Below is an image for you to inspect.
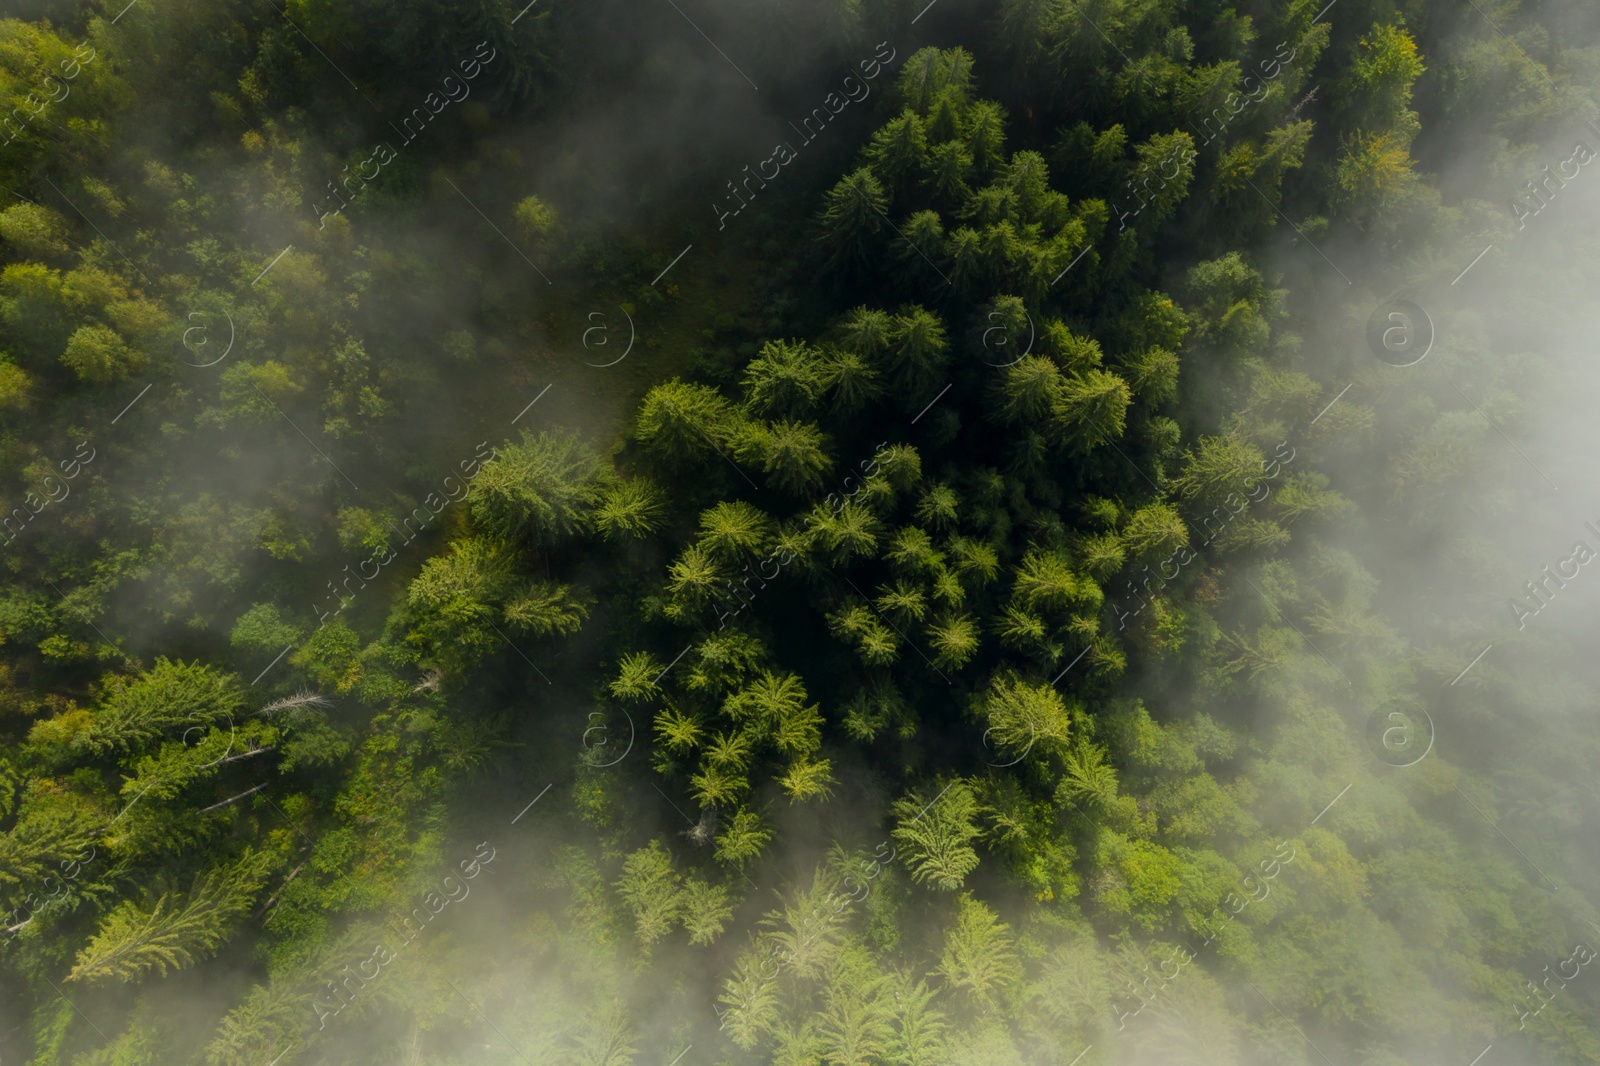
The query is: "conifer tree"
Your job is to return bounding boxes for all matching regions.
[936,895,1020,1009]
[79,659,245,754]
[816,948,895,1066]
[1048,368,1132,453]
[887,307,950,397]
[613,841,683,947]
[402,537,512,665]
[887,971,948,1065]
[503,580,590,637]
[741,339,830,417]
[817,168,889,272]
[735,419,833,494]
[634,380,744,463]
[698,501,775,561]
[892,780,982,890]
[977,671,1072,759]
[591,477,667,540]
[68,850,272,983]
[468,429,604,544]
[866,110,931,200]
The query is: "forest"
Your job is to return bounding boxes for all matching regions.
[2,0,1600,1063]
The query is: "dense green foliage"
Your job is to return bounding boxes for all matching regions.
[2,0,1600,1064]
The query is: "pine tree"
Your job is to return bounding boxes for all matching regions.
[887,306,950,397]
[778,757,836,802]
[1181,253,1278,358]
[866,109,930,200]
[0,806,95,909]
[690,760,750,809]
[915,483,960,530]
[964,99,1008,178]
[653,704,702,756]
[977,671,1072,759]
[664,543,729,621]
[949,537,1000,584]
[80,658,245,754]
[936,895,1020,1009]
[997,355,1062,423]
[680,875,735,946]
[698,501,775,561]
[68,850,272,982]
[735,419,833,494]
[1048,368,1131,453]
[1120,345,1180,403]
[1011,549,1097,613]
[927,613,981,670]
[760,866,850,980]
[832,306,894,362]
[467,428,604,543]
[571,1000,637,1066]
[634,379,744,463]
[892,780,982,890]
[815,948,895,1066]
[829,603,900,665]
[1120,502,1189,560]
[403,537,512,664]
[1170,434,1266,510]
[1125,131,1198,228]
[896,47,975,114]
[1338,20,1426,137]
[741,339,830,417]
[890,210,949,282]
[718,939,784,1050]
[817,168,889,273]
[591,477,666,540]
[994,605,1053,658]
[687,631,766,694]
[204,980,305,1066]
[926,142,972,203]
[503,580,590,637]
[715,807,772,869]
[1055,740,1120,809]
[946,225,985,291]
[609,651,663,702]
[821,346,882,415]
[613,840,683,947]
[887,971,948,1065]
